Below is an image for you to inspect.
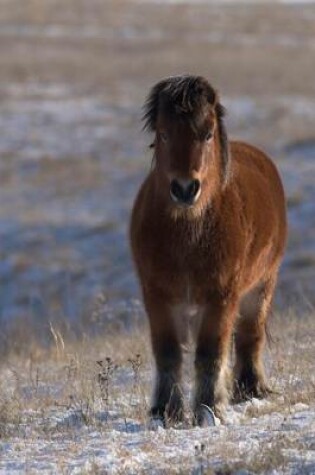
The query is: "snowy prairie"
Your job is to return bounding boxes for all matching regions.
[1,311,315,474]
[0,0,314,473]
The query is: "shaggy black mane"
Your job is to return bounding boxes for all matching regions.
[142,75,219,133]
[142,75,230,182]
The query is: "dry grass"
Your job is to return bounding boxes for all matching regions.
[0,320,152,436]
[1,308,314,425]
[0,308,314,475]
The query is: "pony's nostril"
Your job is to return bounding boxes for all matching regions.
[170,179,184,202]
[170,179,201,204]
[187,179,200,200]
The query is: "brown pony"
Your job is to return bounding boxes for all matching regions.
[130,75,287,426]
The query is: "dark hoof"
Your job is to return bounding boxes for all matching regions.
[149,406,166,427]
[195,405,219,427]
[149,405,184,428]
[233,381,276,403]
[148,416,165,431]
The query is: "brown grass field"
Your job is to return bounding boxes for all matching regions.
[0,0,314,472]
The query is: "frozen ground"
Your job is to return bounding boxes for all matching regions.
[1,402,314,474]
[0,311,315,474]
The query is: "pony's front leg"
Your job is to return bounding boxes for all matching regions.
[144,289,183,425]
[194,296,238,425]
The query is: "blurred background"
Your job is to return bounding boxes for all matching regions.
[0,0,314,352]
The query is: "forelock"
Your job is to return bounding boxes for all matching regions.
[142,75,217,135]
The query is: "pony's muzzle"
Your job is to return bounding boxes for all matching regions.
[170,178,201,206]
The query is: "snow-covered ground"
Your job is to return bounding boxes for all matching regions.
[1,402,315,474]
[0,313,314,474]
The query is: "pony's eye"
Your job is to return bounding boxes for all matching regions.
[205,131,213,142]
[160,132,168,143]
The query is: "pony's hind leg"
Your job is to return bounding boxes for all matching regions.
[144,290,184,425]
[234,278,276,401]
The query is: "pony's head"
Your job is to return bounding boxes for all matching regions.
[143,75,230,216]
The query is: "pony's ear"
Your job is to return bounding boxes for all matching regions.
[142,79,169,132]
[215,100,230,185]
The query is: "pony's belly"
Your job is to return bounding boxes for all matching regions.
[170,303,203,349]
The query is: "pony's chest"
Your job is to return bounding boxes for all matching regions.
[155,232,212,275]
[146,217,220,293]
[150,236,217,298]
